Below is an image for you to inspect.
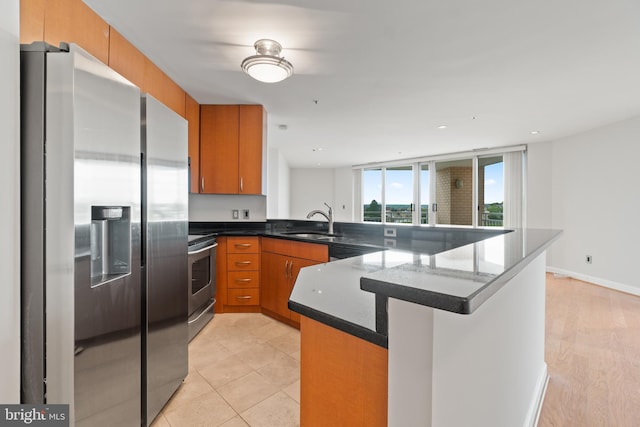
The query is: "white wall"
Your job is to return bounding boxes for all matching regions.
[289,168,335,220]
[547,116,640,295]
[388,254,548,427]
[188,194,267,222]
[289,167,355,221]
[332,167,354,222]
[526,141,553,229]
[267,147,290,219]
[0,0,21,403]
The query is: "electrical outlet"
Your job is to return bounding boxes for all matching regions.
[242,209,250,219]
[384,227,397,237]
[586,255,592,264]
[232,209,239,219]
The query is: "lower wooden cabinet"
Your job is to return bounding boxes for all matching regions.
[261,238,328,327]
[227,288,260,306]
[217,236,261,313]
[216,236,327,320]
[300,316,388,427]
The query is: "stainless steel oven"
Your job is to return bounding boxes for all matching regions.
[187,235,217,341]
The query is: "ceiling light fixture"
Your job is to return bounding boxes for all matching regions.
[437,125,448,129]
[241,39,293,83]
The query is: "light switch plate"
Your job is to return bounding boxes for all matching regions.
[232,209,239,219]
[242,209,250,219]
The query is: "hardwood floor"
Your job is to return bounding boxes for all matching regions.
[539,274,640,426]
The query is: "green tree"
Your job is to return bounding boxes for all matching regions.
[366,199,381,212]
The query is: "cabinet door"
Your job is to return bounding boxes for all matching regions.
[200,105,239,194]
[238,105,265,195]
[288,257,321,323]
[43,0,110,64]
[261,252,290,318]
[186,95,200,193]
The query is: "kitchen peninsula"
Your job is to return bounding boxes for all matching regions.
[189,221,561,427]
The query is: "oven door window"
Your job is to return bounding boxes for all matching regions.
[191,255,211,295]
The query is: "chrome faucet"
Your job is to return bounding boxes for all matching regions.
[306,202,334,234]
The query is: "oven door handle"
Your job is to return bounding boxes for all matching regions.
[188,299,216,325]
[188,242,218,256]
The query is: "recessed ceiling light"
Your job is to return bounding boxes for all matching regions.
[437,125,448,129]
[312,147,323,152]
[531,130,541,135]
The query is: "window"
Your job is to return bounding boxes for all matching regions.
[434,159,473,226]
[363,168,382,222]
[419,164,430,224]
[478,156,504,227]
[357,146,524,227]
[385,166,413,224]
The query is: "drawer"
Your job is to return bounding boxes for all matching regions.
[227,253,260,271]
[227,288,260,306]
[228,271,260,289]
[227,237,260,253]
[261,237,328,262]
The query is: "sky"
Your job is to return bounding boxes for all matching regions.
[363,162,504,205]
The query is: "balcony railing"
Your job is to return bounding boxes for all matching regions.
[364,207,503,226]
[481,211,503,227]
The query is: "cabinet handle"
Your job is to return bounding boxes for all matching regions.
[284,260,290,278]
[240,177,244,192]
[235,278,252,283]
[201,176,205,192]
[235,261,252,266]
[234,243,252,248]
[235,295,252,300]
[287,259,293,278]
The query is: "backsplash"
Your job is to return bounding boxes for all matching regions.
[188,193,267,222]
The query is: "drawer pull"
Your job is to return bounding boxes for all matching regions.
[234,243,252,248]
[235,278,252,283]
[235,295,252,300]
[235,261,252,266]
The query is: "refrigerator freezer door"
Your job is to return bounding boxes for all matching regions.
[45,44,142,427]
[141,94,189,426]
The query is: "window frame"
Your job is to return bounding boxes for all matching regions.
[356,145,524,227]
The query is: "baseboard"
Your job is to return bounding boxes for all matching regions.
[546,267,640,297]
[524,363,548,427]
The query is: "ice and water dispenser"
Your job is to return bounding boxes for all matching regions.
[90,206,131,287]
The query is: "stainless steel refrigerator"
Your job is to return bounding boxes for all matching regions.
[20,42,188,426]
[141,94,188,425]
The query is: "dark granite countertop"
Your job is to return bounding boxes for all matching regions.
[288,228,561,348]
[189,221,560,348]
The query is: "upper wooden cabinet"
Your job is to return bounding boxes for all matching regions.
[199,105,266,195]
[21,0,110,64]
[185,95,200,193]
[108,28,145,91]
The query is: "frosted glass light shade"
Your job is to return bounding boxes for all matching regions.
[241,39,294,83]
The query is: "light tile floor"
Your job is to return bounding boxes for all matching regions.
[151,313,301,427]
